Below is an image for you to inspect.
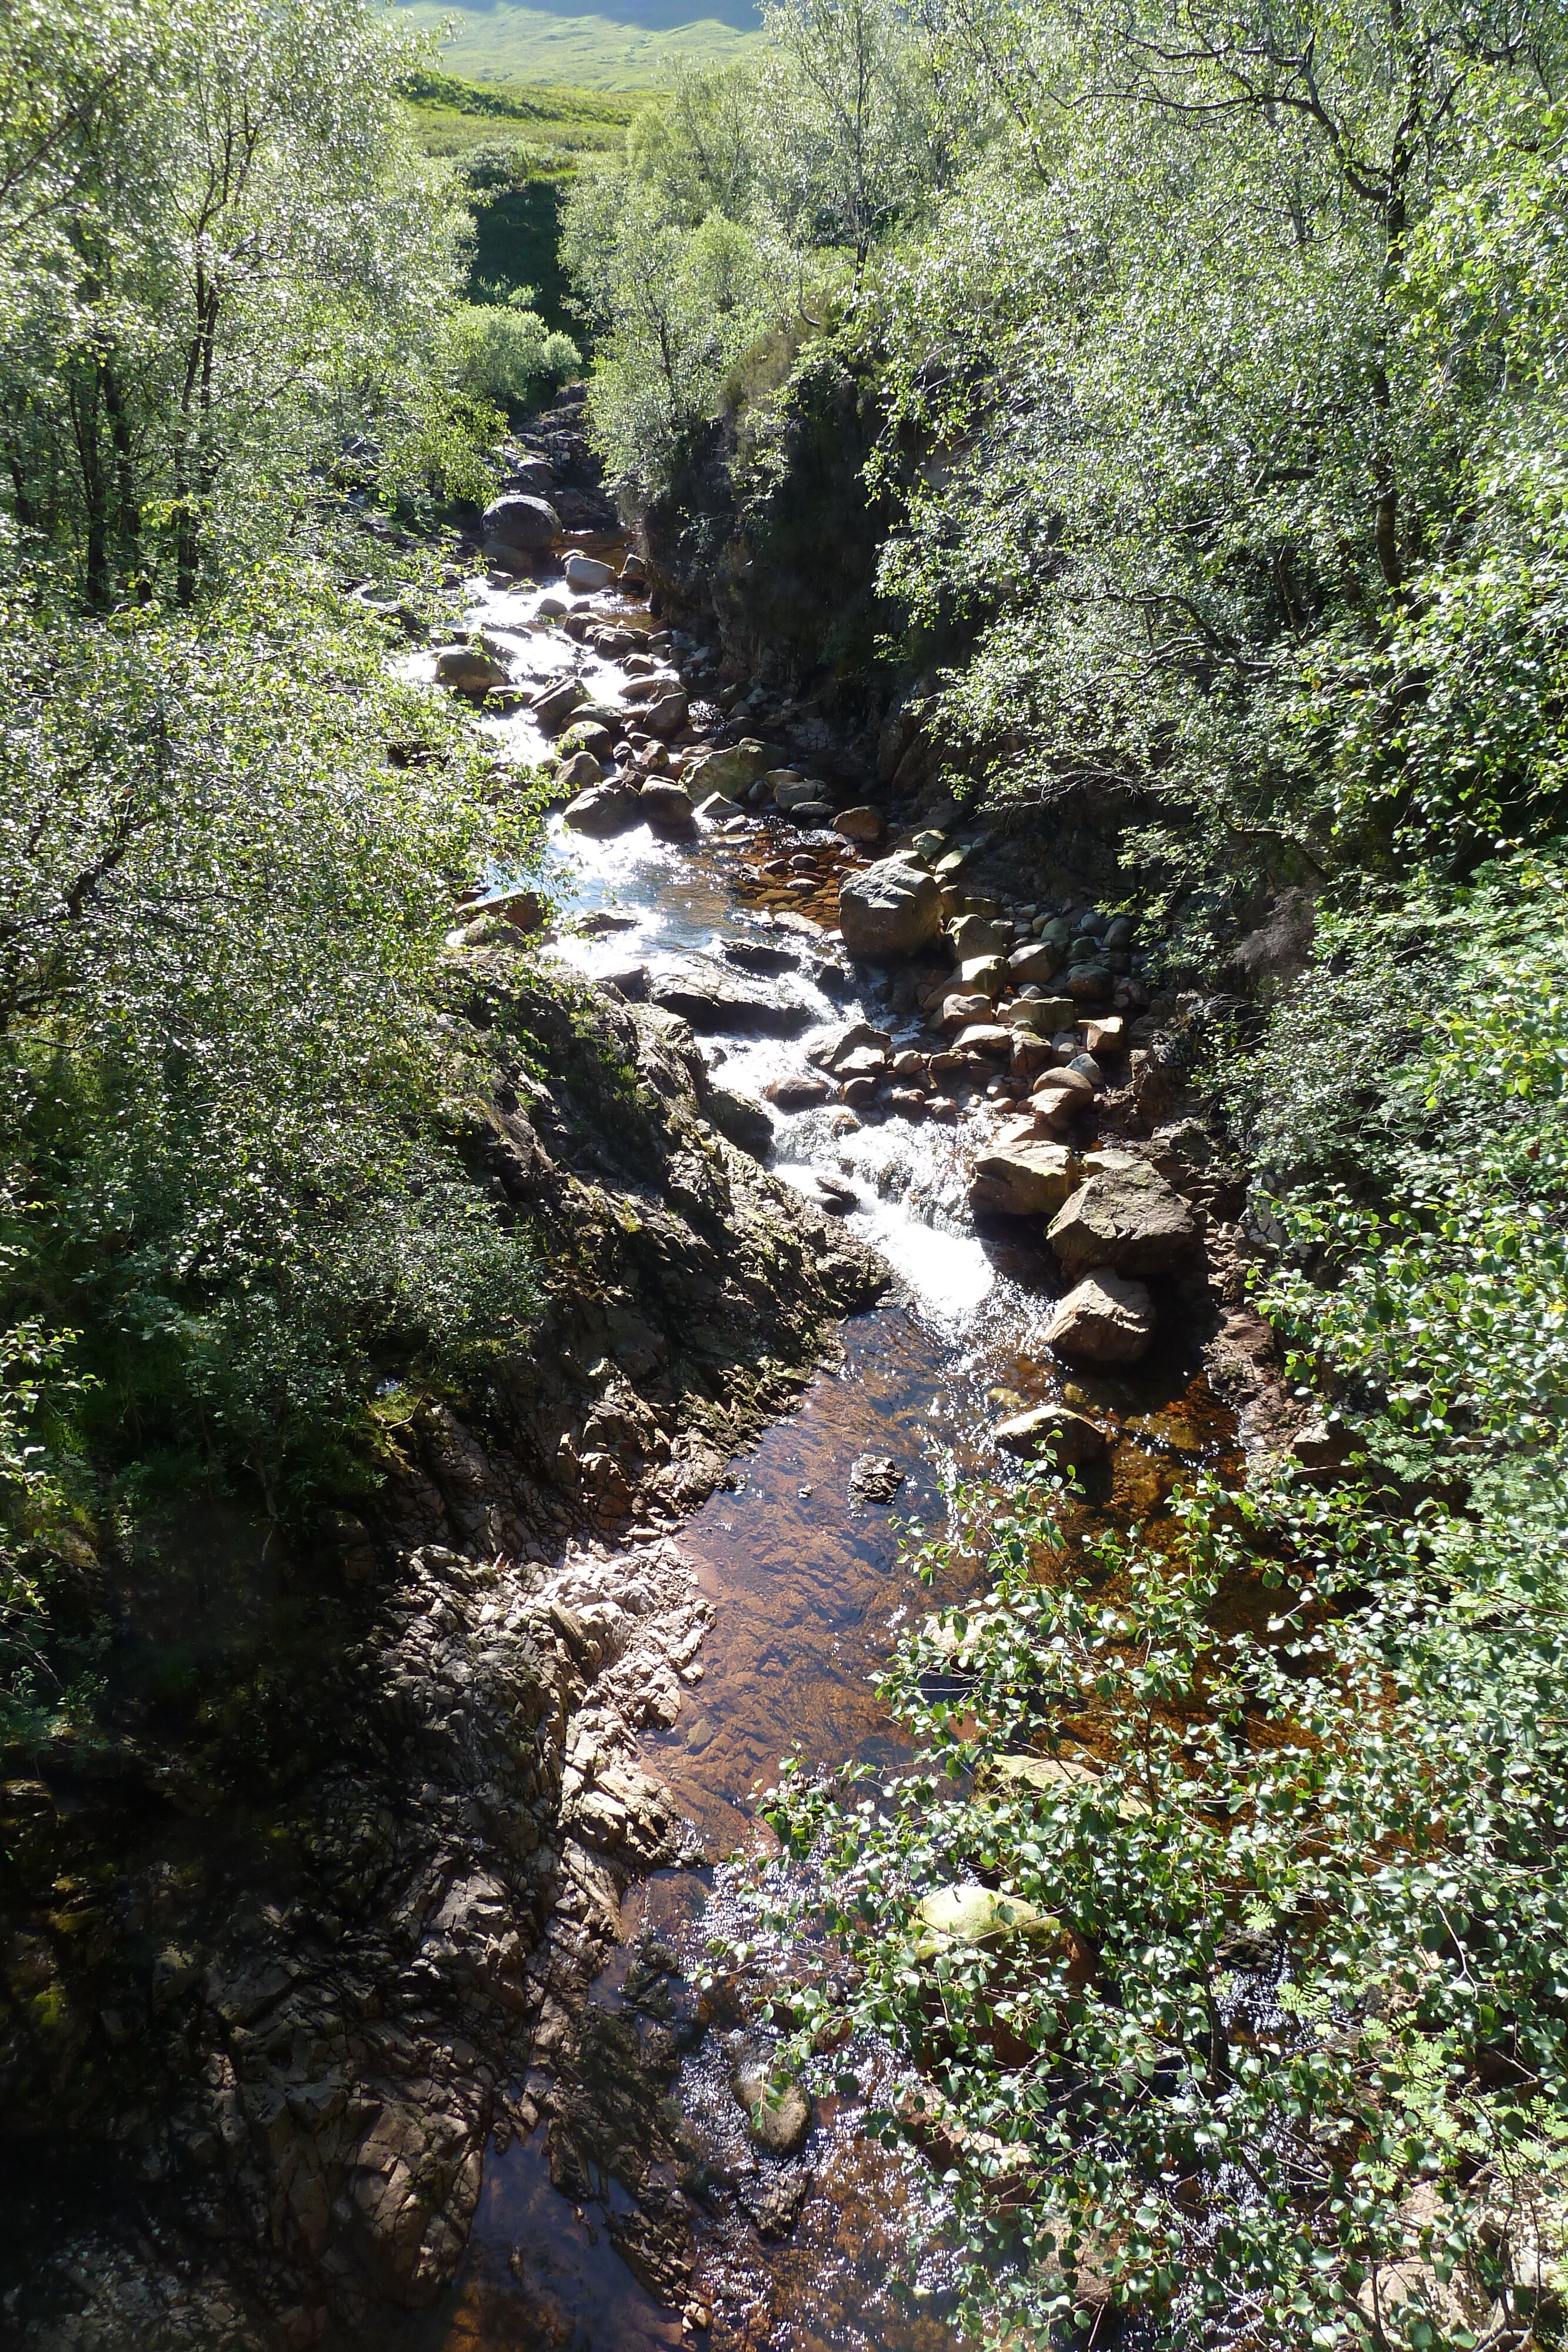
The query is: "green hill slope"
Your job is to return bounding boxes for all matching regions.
[394,0,762,89]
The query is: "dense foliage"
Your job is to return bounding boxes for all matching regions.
[0,0,547,1740]
[754,848,1568,2346]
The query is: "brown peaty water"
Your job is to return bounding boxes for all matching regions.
[403,554,1238,2352]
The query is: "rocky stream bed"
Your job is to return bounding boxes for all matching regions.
[0,399,1311,2352]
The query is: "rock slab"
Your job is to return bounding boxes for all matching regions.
[969,1141,1079,1218]
[1046,1161,1198,1277]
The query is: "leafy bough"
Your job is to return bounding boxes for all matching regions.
[751,1468,1568,2346]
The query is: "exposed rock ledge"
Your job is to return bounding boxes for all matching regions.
[1,951,885,2351]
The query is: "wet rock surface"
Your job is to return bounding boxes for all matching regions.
[0,946,886,2349]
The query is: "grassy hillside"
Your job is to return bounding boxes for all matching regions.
[401,66,635,155]
[394,0,761,91]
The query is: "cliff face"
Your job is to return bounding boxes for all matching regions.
[0,948,884,2350]
[630,352,895,720]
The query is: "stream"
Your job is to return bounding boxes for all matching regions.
[401,550,1238,2352]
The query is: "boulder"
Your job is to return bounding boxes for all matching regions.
[787,799,834,824]
[480,539,529,573]
[837,1044,889,1081]
[704,1083,773,1158]
[638,781,694,827]
[1024,996,1078,1032]
[650,971,812,1037]
[433,645,506,695]
[834,804,885,843]
[502,458,555,494]
[850,1452,905,1503]
[794,1169,858,1212]
[913,1881,1057,1961]
[532,678,587,729]
[684,740,773,798]
[1045,1271,1156,1366]
[983,1751,1104,1795]
[696,791,744,821]
[837,857,944,960]
[981,1750,1150,1821]
[1046,1160,1198,1277]
[556,749,604,795]
[950,913,1010,959]
[557,719,614,761]
[953,1022,1014,1058]
[733,2066,812,2159]
[770,772,824,810]
[1009,940,1061,984]
[643,690,690,740]
[573,700,624,732]
[957,954,1008,995]
[563,783,640,837]
[992,1403,1106,1464]
[1064,963,1114,1003]
[1080,1015,1125,1055]
[1004,996,1074,1034]
[939,991,994,1031]
[765,1070,834,1110]
[563,551,614,591]
[969,1140,1080,1218]
[482,493,559,552]
[814,1020,892,1071]
[619,552,647,583]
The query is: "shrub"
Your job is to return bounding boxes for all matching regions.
[437,301,580,415]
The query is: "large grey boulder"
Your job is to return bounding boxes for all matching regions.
[1046,1160,1198,1277]
[532,677,587,730]
[563,783,640,836]
[770,771,824,810]
[1045,1270,1155,1366]
[557,719,614,761]
[837,856,943,959]
[482,492,560,552]
[834,804,884,843]
[684,740,775,798]
[1009,940,1061,984]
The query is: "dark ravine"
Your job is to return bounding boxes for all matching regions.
[0,957,883,2349]
[1,397,1305,2352]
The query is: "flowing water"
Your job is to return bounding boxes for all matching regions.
[404,557,1238,2352]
